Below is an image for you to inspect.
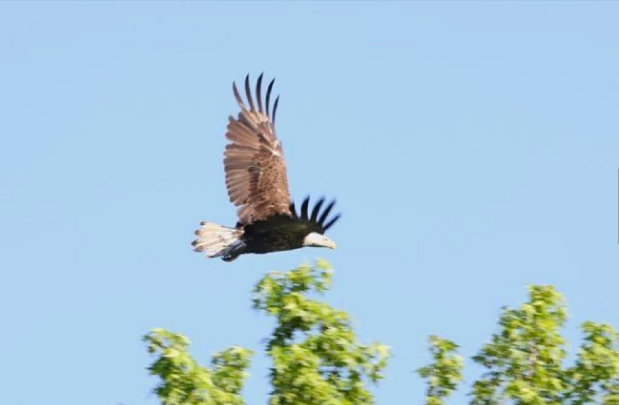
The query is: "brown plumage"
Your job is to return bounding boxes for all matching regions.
[193,74,340,261]
[225,74,290,224]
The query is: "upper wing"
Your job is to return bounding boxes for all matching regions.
[224,74,292,225]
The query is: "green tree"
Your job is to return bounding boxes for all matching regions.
[471,285,567,405]
[417,285,619,405]
[145,264,619,405]
[144,260,390,405]
[143,329,252,405]
[564,322,619,404]
[416,335,463,405]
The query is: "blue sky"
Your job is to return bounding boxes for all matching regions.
[1,2,618,404]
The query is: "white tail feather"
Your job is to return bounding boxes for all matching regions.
[192,222,245,260]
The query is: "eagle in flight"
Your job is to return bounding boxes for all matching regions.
[192,74,340,261]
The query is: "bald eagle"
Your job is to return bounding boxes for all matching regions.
[192,74,340,261]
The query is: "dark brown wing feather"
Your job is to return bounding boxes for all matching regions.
[224,74,292,225]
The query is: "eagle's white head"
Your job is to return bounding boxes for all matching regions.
[303,232,336,250]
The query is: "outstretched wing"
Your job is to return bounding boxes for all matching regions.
[290,196,342,233]
[224,74,292,225]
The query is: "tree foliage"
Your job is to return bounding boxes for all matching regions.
[253,259,390,405]
[564,322,619,405]
[143,329,252,405]
[144,260,389,405]
[418,285,619,405]
[471,285,568,405]
[144,262,619,405]
[416,335,463,405]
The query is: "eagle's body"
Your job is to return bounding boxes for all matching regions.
[192,74,340,261]
[243,216,320,254]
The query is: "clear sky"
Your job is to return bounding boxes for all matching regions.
[1,2,618,404]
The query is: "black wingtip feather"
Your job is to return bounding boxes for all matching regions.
[244,74,255,111]
[310,197,325,223]
[256,73,264,113]
[290,201,297,218]
[294,195,340,231]
[266,78,275,118]
[318,200,336,226]
[300,196,310,220]
[322,213,341,232]
[232,81,244,108]
[272,95,280,124]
